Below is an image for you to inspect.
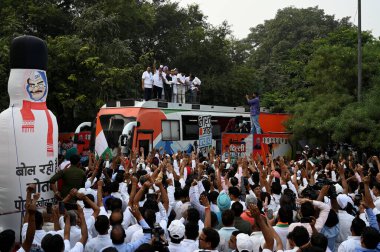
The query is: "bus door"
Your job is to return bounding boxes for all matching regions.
[136,129,154,157]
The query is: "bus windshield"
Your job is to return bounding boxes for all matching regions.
[99,114,135,149]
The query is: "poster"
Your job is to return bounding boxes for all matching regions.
[198,115,212,155]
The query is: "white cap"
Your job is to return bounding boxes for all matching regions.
[334,183,343,194]
[168,220,185,239]
[337,194,354,209]
[237,233,254,252]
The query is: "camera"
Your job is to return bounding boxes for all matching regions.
[311,178,338,199]
[143,223,168,251]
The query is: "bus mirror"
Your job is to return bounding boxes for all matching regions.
[137,121,140,127]
[120,135,128,146]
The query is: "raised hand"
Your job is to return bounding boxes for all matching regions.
[200,194,210,208]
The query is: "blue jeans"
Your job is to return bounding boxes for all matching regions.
[250,114,262,134]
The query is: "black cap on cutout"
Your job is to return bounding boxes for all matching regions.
[10,35,48,70]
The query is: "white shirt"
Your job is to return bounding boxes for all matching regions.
[374,196,380,211]
[274,224,290,250]
[21,223,46,250]
[335,210,355,250]
[177,73,185,85]
[169,242,183,252]
[64,240,84,252]
[250,231,264,252]
[85,234,112,252]
[153,71,164,88]
[142,71,153,88]
[218,227,237,252]
[180,239,199,252]
[337,235,361,252]
[191,77,201,90]
[50,226,81,249]
[125,224,142,243]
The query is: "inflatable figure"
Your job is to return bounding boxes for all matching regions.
[0,36,58,234]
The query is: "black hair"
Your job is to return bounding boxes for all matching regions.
[110,225,126,245]
[95,215,110,234]
[41,234,64,252]
[232,230,242,236]
[290,226,310,247]
[231,201,244,217]
[35,210,44,229]
[278,206,292,224]
[135,244,156,252]
[351,218,366,236]
[222,209,235,226]
[230,177,239,187]
[0,229,15,252]
[202,180,211,193]
[187,208,200,223]
[324,209,339,228]
[83,194,95,209]
[228,187,240,198]
[251,172,260,185]
[115,172,124,183]
[143,209,156,228]
[110,198,123,212]
[143,199,159,213]
[102,247,118,252]
[311,233,328,251]
[174,187,183,200]
[182,186,190,199]
[203,227,220,249]
[109,181,120,193]
[110,209,123,226]
[300,201,315,218]
[208,191,219,203]
[362,227,380,249]
[271,181,282,195]
[69,154,81,165]
[301,247,324,252]
[260,192,271,205]
[211,211,219,228]
[373,182,380,191]
[185,222,199,240]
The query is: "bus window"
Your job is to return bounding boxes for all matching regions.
[182,116,198,140]
[212,124,221,139]
[99,115,135,149]
[162,120,180,141]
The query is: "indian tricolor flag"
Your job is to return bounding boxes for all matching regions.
[95,120,112,158]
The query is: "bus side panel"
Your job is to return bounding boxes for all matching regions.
[259,113,290,133]
[135,109,167,152]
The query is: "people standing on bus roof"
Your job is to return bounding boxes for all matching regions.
[191,75,201,104]
[163,67,173,103]
[176,70,186,103]
[172,68,178,103]
[153,64,164,100]
[141,66,153,101]
[246,92,262,134]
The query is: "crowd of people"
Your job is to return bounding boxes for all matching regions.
[2,145,380,252]
[141,64,201,104]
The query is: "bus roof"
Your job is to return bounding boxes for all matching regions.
[102,99,260,114]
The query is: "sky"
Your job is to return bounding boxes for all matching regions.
[177,0,380,39]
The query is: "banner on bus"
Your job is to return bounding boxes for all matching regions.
[198,115,212,155]
[253,133,292,164]
[221,133,253,163]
